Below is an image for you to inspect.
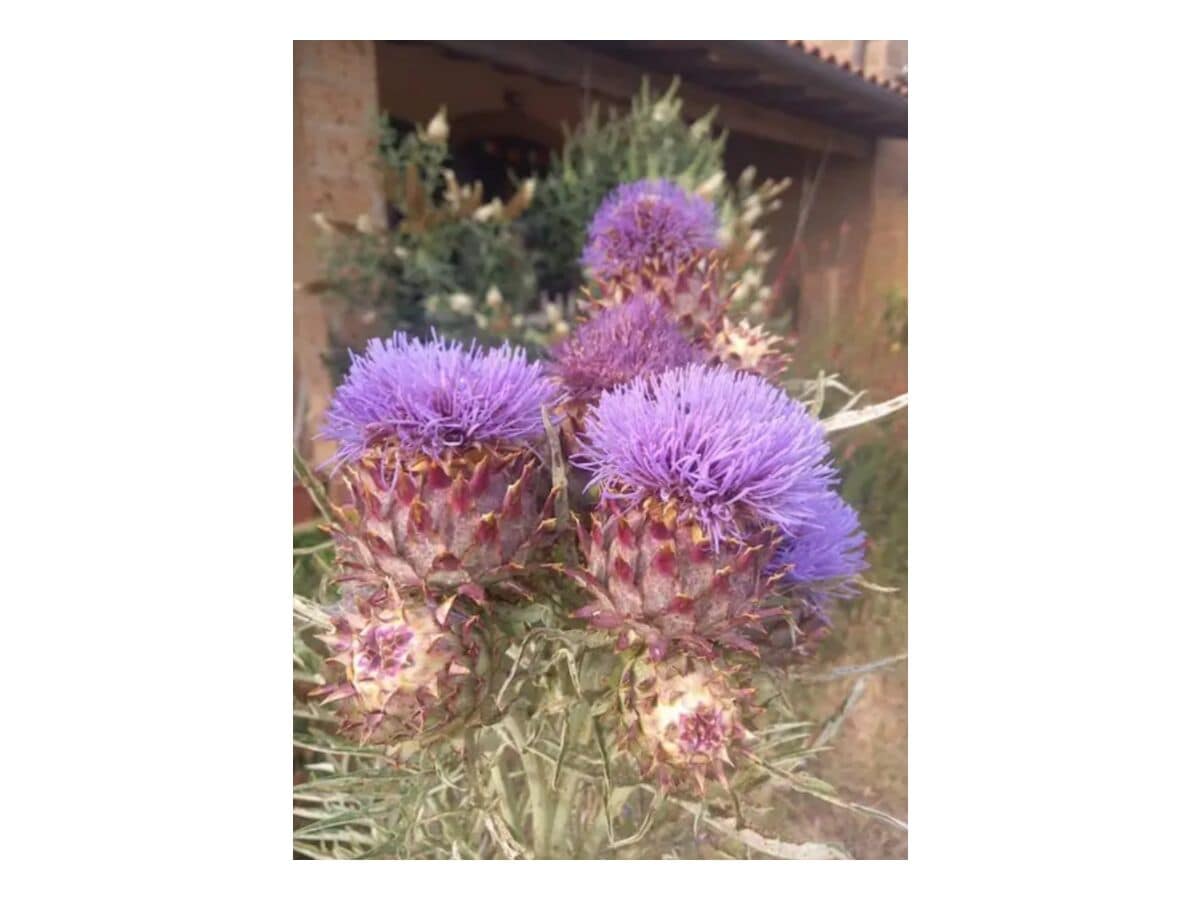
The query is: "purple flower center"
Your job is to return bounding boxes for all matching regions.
[354,624,415,680]
[582,179,719,280]
[676,705,726,755]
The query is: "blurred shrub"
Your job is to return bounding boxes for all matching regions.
[307,81,796,381]
[311,111,541,378]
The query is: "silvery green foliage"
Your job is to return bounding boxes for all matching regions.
[313,113,541,380]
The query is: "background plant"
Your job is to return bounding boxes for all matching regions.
[309,111,542,379]
[306,81,793,382]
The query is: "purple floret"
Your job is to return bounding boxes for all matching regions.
[548,295,705,402]
[574,364,837,546]
[582,179,719,280]
[772,489,867,600]
[321,331,560,467]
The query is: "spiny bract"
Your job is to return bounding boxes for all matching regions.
[567,497,789,660]
[708,316,790,381]
[587,251,731,338]
[332,442,554,599]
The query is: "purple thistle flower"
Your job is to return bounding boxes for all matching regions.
[773,489,867,599]
[321,331,559,467]
[574,364,836,546]
[582,179,719,279]
[548,295,705,402]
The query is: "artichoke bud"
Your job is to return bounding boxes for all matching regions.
[707,316,790,381]
[312,595,487,751]
[331,441,551,600]
[571,498,783,659]
[620,657,754,793]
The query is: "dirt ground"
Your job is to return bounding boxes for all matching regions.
[789,589,908,859]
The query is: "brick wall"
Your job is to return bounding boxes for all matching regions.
[294,40,383,463]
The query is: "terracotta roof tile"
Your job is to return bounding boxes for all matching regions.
[785,40,908,97]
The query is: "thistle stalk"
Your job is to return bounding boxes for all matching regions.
[502,712,555,858]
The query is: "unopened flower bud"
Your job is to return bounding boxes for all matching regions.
[620,658,754,794]
[473,199,502,223]
[312,597,484,749]
[426,107,449,142]
[709,317,789,381]
[695,171,724,200]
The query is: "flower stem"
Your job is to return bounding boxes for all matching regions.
[502,713,553,858]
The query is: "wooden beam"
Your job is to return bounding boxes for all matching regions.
[428,41,870,158]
